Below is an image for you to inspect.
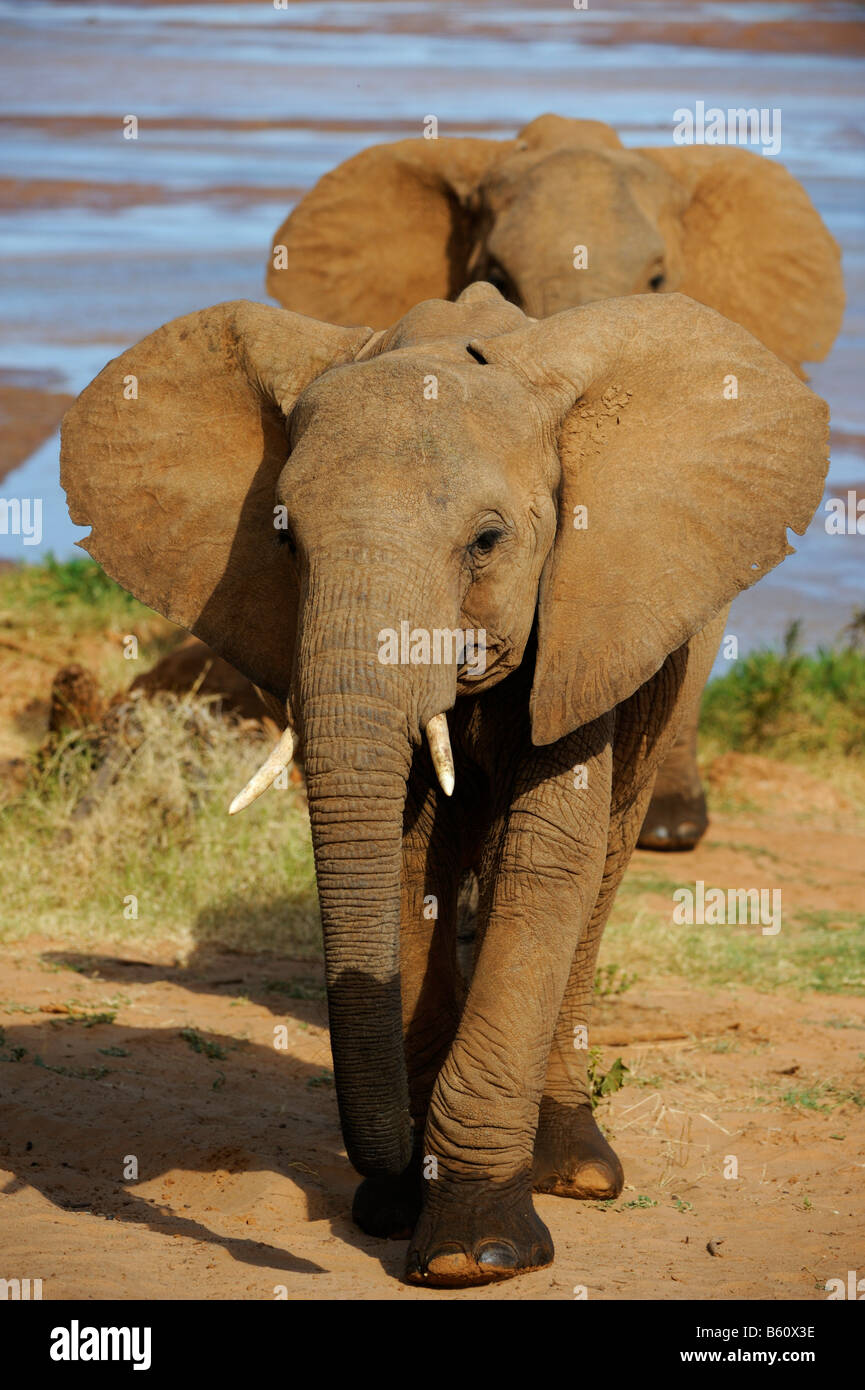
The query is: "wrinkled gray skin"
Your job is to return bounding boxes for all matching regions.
[61,287,826,1288]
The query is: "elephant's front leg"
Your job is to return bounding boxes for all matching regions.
[533,781,655,1200]
[406,721,612,1287]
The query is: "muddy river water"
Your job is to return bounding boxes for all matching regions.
[0,0,862,669]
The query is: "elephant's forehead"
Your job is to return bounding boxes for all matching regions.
[488,146,667,216]
[292,351,541,459]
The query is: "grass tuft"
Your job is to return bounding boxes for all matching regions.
[0,694,320,955]
[701,619,865,761]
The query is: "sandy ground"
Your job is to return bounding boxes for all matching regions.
[0,792,862,1302]
[0,568,863,1300]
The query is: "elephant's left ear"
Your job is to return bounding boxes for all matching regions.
[640,146,843,372]
[60,301,373,702]
[470,293,829,745]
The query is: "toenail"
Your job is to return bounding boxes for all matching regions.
[426,1248,473,1277]
[477,1241,519,1268]
[575,1160,612,1185]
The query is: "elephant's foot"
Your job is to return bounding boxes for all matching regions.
[533,1099,624,1200]
[404,1172,553,1288]
[637,784,708,852]
[352,1162,423,1240]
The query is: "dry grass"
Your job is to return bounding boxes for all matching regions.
[0,694,320,956]
[601,872,865,996]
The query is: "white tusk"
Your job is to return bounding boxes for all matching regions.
[426,713,455,797]
[229,724,296,816]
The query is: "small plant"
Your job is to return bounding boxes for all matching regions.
[772,1081,865,1113]
[841,607,865,654]
[587,1048,629,1108]
[33,1056,108,1080]
[306,1070,334,1089]
[622,1195,657,1209]
[779,1084,827,1111]
[0,1028,25,1062]
[594,962,637,998]
[180,1027,227,1061]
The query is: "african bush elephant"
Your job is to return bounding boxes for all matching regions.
[267,112,844,851]
[61,284,827,1287]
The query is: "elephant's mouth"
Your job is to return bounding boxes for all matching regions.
[456,627,516,693]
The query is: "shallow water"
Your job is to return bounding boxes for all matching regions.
[0,0,862,669]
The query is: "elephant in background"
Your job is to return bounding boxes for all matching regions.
[61,285,828,1287]
[267,113,844,851]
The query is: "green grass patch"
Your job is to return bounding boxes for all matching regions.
[603,870,865,995]
[0,555,148,631]
[0,556,179,695]
[701,619,865,761]
[760,1080,865,1113]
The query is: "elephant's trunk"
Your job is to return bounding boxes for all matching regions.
[303,696,413,1176]
[297,557,455,1178]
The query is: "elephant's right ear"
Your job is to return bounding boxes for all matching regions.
[471,294,829,745]
[267,137,512,328]
[61,300,372,699]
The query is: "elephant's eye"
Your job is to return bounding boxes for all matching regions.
[470,526,504,559]
[649,272,665,292]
